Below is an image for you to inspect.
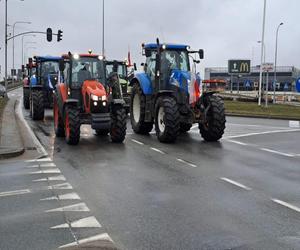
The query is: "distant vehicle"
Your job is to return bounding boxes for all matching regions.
[0,84,6,97]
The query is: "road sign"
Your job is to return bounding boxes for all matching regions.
[254,82,258,88]
[284,83,289,91]
[245,80,251,88]
[262,63,274,72]
[228,60,251,74]
[296,78,300,93]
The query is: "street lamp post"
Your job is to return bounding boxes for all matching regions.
[273,22,284,104]
[258,0,267,106]
[21,34,36,65]
[102,0,105,56]
[12,21,31,71]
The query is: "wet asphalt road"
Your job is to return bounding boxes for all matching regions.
[2,87,300,249]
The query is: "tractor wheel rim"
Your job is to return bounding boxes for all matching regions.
[158,106,165,133]
[65,113,70,138]
[133,93,141,123]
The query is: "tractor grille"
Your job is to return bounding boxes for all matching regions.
[90,100,109,113]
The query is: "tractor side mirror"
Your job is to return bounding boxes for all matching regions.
[59,59,65,72]
[199,49,204,59]
[134,63,137,71]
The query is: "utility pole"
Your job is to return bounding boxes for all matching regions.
[5,0,8,92]
[258,0,267,106]
[102,0,105,56]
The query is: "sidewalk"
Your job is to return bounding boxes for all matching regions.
[0,96,25,159]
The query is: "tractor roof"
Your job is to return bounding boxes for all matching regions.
[62,54,99,59]
[144,43,189,50]
[34,56,61,62]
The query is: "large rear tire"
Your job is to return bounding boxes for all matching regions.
[31,90,44,120]
[110,107,127,143]
[65,106,80,145]
[23,88,30,109]
[130,83,153,134]
[155,97,180,143]
[53,95,65,137]
[199,95,226,141]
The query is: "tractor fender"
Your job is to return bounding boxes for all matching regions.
[129,73,152,95]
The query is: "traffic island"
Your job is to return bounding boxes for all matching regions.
[0,96,25,159]
[225,100,300,120]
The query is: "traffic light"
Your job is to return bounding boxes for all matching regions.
[46,28,52,42]
[57,30,63,42]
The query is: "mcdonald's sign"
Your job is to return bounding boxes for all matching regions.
[228,60,251,74]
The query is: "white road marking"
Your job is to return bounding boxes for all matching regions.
[227,123,289,130]
[30,169,61,174]
[220,177,252,191]
[26,157,52,163]
[224,128,300,139]
[272,199,300,213]
[0,189,31,197]
[59,233,113,248]
[46,203,90,212]
[225,140,248,146]
[41,193,81,201]
[176,158,197,168]
[131,139,144,145]
[51,216,101,229]
[33,175,66,182]
[260,148,294,157]
[150,147,165,154]
[40,162,56,167]
[47,183,73,190]
[26,165,40,168]
[289,120,300,128]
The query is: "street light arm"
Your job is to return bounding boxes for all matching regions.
[7,30,58,41]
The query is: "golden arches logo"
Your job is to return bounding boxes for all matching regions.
[240,62,249,72]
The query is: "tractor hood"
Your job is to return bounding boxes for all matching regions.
[82,80,107,97]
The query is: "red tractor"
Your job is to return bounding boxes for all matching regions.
[53,52,127,145]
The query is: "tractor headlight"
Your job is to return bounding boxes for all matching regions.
[91,94,99,101]
[101,95,107,101]
[73,54,79,60]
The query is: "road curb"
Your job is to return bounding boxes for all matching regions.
[226,112,300,121]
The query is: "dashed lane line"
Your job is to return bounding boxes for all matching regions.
[30,169,61,174]
[225,139,248,146]
[220,177,252,191]
[260,148,294,157]
[51,216,101,229]
[176,158,197,168]
[47,183,73,190]
[0,189,31,197]
[26,157,52,163]
[272,199,300,213]
[45,202,90,212]
[150,147,165,155]
[131,139,144,145]
[59,233,114,249]
[33,175,66,182]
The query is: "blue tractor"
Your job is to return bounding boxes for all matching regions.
[130,39,226,143]
[28,56,61,120]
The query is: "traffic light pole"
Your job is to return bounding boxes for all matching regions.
[7,31,60,42]
[4,0,8,94]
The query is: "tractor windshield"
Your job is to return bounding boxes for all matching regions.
[71,57,103,87]
[161,50,190,72]
[106,63,127,80]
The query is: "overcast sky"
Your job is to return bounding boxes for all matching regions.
[1,0,300,77]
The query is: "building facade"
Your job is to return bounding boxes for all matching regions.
[205,66,300,92]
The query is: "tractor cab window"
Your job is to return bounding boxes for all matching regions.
[161,50,190,72]
[145,51,156,81]
[71,57,102,88]
[41,61,59,77]
[106,63,127,80]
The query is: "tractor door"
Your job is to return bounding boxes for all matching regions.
[145,51,156,90]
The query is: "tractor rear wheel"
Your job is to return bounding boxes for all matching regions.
[199,95,226,141]
[155,97,180,143]
[130,84,153,134]
[65,106,80,145]
[53,95,65,137]
[110,107,127,143]
[31,90,44,120]
[23,88,30,109]
[95,129,109,136]
[180,123,192,133]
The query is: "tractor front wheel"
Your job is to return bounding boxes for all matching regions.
[155,97,180,143]
[199,95,226,141]
[53,95,65,137]
[65,106,80,145]
[130,84,153,134]
[23,88,30,109]
[110,107,127,143]
[31,90,44,120]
